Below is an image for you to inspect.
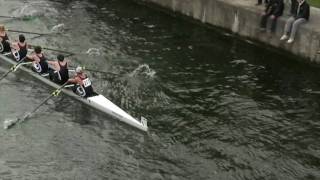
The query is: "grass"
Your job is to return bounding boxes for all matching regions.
[309,0,320,8]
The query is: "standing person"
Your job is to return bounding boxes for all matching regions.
[10,34,28,61]
[27,46,49,74]
[256,0,270,5]
[260,0,284,33]
[0,25,11,53]
[68,66,95,98]
[280,0,310,43]
[47,54,69,84]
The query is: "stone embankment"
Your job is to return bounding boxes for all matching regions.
[135,0,320,62]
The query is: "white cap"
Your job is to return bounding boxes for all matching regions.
[75,66,83,73]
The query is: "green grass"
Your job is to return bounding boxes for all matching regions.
[309,0,320,8]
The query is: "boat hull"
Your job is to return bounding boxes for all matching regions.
[0,54,148,132]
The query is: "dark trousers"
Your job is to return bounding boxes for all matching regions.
[257,0,269,4]
[260,14,279,32]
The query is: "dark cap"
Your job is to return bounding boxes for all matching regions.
[34,46,42,54]
[19,34,25,43]
[57,54,64,62]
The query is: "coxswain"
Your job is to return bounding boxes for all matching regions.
[0,24,11,53]
[48,54,69,84]
[10,34,28,61]
[68,66,95,97]
[26,46,49,74]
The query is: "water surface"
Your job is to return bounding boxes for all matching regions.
[0,0,319,179]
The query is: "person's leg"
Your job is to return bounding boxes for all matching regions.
[287,18,307,43]
[270,16,278,33]
[256,0,262,5]
[280,16,295,40]
[260,14,269,29]
[284,17,295,35]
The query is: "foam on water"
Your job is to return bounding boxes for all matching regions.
[86,48,101,56]
[129,64,156,78]
[50,23,65,33]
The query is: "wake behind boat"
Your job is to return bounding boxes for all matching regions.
[0,53,148,132]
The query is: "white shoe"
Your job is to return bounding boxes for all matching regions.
[280,35,288,41]
[287,38,294,44]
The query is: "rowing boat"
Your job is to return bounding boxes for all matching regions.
[0,54,148,132]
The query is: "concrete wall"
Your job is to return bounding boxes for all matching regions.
[135,0,320,63]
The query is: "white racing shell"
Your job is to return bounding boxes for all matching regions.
[0,54,148,132]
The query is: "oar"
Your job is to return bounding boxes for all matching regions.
[0,15,18,19]
[0,57,30,82]
[43,47,74,56]
[7,29,50,36]
[69,65,118,75]
[29,45,75,56]
[3,82,68,129]
[0,15,35,20]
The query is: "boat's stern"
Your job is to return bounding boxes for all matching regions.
[86,95,148,132]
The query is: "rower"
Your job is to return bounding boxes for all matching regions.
[10,34,28,61]
[68,66,95,97]
[26,46,49,74]
[0,24,11,53]
[48,54,69,84]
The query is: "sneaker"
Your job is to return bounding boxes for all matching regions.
[287,38,294,44]
[280,35,288,41]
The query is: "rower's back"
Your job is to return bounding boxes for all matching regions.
[31,46,49,74]
[0,25,11,53]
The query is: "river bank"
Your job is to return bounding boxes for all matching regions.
[133,0,320,63]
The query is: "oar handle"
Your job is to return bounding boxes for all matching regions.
[0,56,29,81]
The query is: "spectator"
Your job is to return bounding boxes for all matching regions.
[290,0,298,15]
[280,0,310,43]
[256,0,270,6]
[260,0,284,33]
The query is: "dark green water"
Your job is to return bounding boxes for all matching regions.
[0,0,319,179]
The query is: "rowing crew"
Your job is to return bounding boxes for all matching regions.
[0,25,95,98]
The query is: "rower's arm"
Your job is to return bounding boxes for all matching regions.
[26,54,38,62]
[47,61,55,65]
[68,78,77,84]
[26,54,33,61]
[68,76,81,84]
[10,42,19,49]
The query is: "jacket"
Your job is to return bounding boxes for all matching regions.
[265,0,284,17]
[292,1,310,20]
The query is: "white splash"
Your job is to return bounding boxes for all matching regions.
[86,48,101,56]
[230,59,247,64]
[51,23,65,33]
[3,118,18,129]
[12,5,39,17]
[129,64,156,78]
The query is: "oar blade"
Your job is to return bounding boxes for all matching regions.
[3,118,19,130]
[3,112,31,130]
